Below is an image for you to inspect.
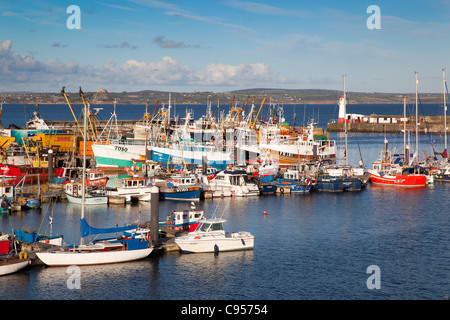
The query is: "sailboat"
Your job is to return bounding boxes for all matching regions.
[367,75,427,187]
[1,233,30,276]
[36,89,153,266]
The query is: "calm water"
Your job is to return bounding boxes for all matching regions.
[0,103,448,301]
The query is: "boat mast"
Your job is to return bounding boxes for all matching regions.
[343,75,348,166]
[443,68,447,158]
[80,87,87,246]
[415,72,419,160]
[403,97,410,165]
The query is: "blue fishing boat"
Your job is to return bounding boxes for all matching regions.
[155,174,202,201]
[314,176,362,192]
[159,186,202,201]
[273,169,312,194]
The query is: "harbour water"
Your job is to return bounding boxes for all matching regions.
[0,103,449,301]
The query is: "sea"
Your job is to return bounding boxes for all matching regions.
[0,102,448,306]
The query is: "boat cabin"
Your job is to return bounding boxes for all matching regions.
[0,184,14,200]
[65,182,83,197]
[88,170,105,180]
[283,170,300,181]
[199,219,225,232]
[168,175,198,187]
[122,178,149,188]
[169,210,204,225]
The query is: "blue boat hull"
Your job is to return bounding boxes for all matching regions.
[159,188,201,201]
[314,178,362,192]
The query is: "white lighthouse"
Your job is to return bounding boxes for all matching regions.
[338,94,347,123]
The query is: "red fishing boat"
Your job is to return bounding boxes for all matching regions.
[367,166,427,187]
[0,163,64,184]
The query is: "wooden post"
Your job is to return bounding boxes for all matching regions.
[150,186,159,248]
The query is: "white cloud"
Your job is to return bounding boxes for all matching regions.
[0,39,276,92]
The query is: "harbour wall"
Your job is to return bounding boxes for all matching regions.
[327,115,450,134]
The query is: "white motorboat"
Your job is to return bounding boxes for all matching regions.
[174,217,254,253]
[207,168,259,197]
[105,177,154,202]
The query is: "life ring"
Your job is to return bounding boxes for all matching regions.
[305,179,311,185]
[311,179,316,185]
[146,232,151,242]
[279,187,284,194]
[19,251,27,259]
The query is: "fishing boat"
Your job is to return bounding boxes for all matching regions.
[104,177,154,202]
[273,169,312,194]
[36,97,153,267]
[314,175,362,192]
[237,120,337,167]
[0,163,64,184]
[207,167,260,197]
[160,204,204,232]
[125,203,205,240]
[65,182,108,205]
[0,234,30,276]
[174,216,254,253]
[154,178,202,201]
[367,167,427,187]
[150,142,234,171]
[434,165,450,182]
[92,139,147,169]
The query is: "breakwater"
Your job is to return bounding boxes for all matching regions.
[327,115,450,134]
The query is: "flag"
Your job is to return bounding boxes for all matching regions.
[436,149,448,159]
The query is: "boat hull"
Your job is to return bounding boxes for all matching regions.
[0,259,30,276]
[367,170,427,187]
[36,247,153,266]
[65,193,108,205]
[175,233,254,253]
[314,178,362,192]
[160,187,201,201]
[150,146,233,170]
[92,141,146,168]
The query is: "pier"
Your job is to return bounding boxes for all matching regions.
[327,115,450,134]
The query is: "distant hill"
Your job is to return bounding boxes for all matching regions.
[0,88,443,105]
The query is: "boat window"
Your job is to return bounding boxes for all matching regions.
[200,223,210,231]
[195,213,201,218]
[211,223,223,231]
[183,214,188,219]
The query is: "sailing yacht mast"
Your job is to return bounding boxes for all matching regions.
[343,75,348,166]
[443,68,447,157]
[80,88,88,246]
[415,72,419,160]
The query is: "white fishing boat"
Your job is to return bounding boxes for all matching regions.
[174,217,254,253]
[207,168,259,197]
[92,139,147,168]
[36,97,153,267]
[104,177,154,202]
[65,182,108,205]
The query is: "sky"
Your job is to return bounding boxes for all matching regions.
[1,0,450,94]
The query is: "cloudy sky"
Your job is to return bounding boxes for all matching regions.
[1,0,450,93]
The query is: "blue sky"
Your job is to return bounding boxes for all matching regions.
[1,0,450,93]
